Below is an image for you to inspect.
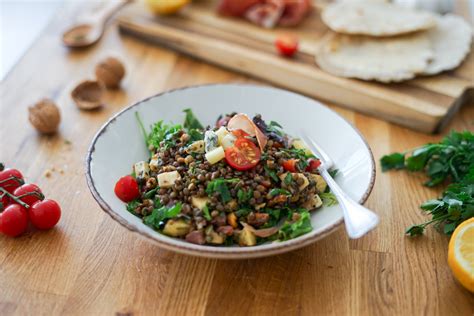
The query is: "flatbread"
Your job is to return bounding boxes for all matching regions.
[315,32,433,82]
[423,14,473,75]
[321,0,437,36]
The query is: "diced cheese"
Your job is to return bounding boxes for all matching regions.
[221,133,236,149]
[292,139,313,156]
[303,194,323,210]
[310,174,327,193]
[215,126,229,146]
[157,171,181,188]
[134,161,150,179]
[186,140,205,153]
[191,196,209,210]
[149,154,159,171]
[204,130,218,153]
[205,146,225,164]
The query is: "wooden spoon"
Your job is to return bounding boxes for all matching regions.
[62,0,131,48]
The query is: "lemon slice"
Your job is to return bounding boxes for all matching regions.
[448,217,474,292]
[145,0,190,15]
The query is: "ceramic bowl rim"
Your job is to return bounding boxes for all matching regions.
[85,83,376,259]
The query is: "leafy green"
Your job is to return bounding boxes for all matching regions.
[143,187,159,199]
[126,200,141,215]
[381,131,474,235]
[284,173,293,185]
[206,178,238,203]
[267,121,284,137]
[269,188,291,196]
[202,205,211,221]
[320,192,338,206]
[235,208,252,217]
[264,166,279,182]
[183,108,204,130]
[135,112,182,150]
[237,188,253,204]
[143,203,182,229]
[278,210,313,241]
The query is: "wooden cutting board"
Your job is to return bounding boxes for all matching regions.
[117,1,474,133]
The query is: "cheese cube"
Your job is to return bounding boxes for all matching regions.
[221,134,236,149]
[205,146,225,164]
[191,196,209,210]
[157,171,181,188]
[134,161,150,179]
[215,126,229,146]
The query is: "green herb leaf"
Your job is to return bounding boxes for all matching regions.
[203,205,211,221]
[269,188,290,196]
[320,192,338,206]
[143,203,182,229]
[183,108,204,130]
[405,224,425,236]
[264,166,279,182]
[206,178,238,203]
[284,173,293,185]
[380,153,405,171]
[126,200,141,215]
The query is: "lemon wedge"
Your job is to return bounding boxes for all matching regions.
[145,0,190,15]
[448,217,474,292]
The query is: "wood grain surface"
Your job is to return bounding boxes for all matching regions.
[0,2,473,316]
[117,0,474,133]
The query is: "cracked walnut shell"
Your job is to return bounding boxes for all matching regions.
[95,57,125,89]
[28,99,61,134]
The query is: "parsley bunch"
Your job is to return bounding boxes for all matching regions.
[381,131,474,236]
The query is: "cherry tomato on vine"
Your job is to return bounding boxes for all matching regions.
[282,159,298,172]
[306,158,321,172]
[0,168,24,193]
[13,184,44,206]
[114,175,140,202]
[225,138,261,171]
[0,204,28,237]
[275,35,298,57]
[29,199,61,230]
[1,194,10,209]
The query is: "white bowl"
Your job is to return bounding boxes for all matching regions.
[85,84,376,259]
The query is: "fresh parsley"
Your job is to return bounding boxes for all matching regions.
[126,200,141,215]
[381,131,474,235]
[284,173,293,185]
[237,188,253,204]
[278,210,313,241]
[269,188,291,196]
[183,108,204,130]
[206,178,238,203]
[202,205,211,221]
[143,203,182,229]
[264,166,279,182]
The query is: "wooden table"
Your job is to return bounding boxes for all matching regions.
[1,3,473,315]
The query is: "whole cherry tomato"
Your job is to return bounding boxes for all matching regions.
[0,168,24,193]
[13,184,44,206]
[282,159,298,172]
[275,35,298,57]
[0,204,29,237]
[225,138,261,171]
[114,175,140,202]
[306,158,321,172]
[29,199,61,230]
[1,194,10,210]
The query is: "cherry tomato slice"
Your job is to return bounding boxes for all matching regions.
[275,35,298,57]
[306,158,321,172]
[13,184,44,206]
[114,175,140,202]
[0,204,28,237]
[225,138,261,171]
[0,168,24,193]
[29,199,61,230]
[282,159,298,172]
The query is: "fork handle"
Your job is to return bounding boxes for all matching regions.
[319,167,379,239]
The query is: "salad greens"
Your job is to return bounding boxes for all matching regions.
[381,131,474,236]
[278,210,313,241]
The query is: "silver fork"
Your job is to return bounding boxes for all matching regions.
[300,131,379,239]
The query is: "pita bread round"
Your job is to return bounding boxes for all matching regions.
[315,32,433,82]
[321,0,437,36]
[423,14,473,75]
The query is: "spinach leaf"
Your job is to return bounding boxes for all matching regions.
[143,203,182,229]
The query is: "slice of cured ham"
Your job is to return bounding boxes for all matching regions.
[279,0,312,27]
[244,0,285,29]
[227,113,268,151]
[217,0,262,16]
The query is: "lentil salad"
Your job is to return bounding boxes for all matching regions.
[114,110,337,246]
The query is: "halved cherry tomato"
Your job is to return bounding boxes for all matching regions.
[282,159,298,172]
[13,184,44,206]
[225,138,261,171]
[306,158,321,172]
[114,175,140,202]
[0,168,24,193]
[275,34,298,57]
[231,129,250,139]
[0,204,28,237]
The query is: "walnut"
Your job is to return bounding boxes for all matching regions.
[95,57,125,89]
[28,99,61,134]
[71,80,104,110]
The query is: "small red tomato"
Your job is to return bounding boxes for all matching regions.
[0,168,24,193]
[231,129,250,139]
[29,199,61,230]
[0,204,28,237]
[275,35,298,57]
[13,184,44,206]
[114,175,140,202]
[282,159,298,172]
[306,158,321,172]
[1,194,10,210]
[225,138,261,171]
